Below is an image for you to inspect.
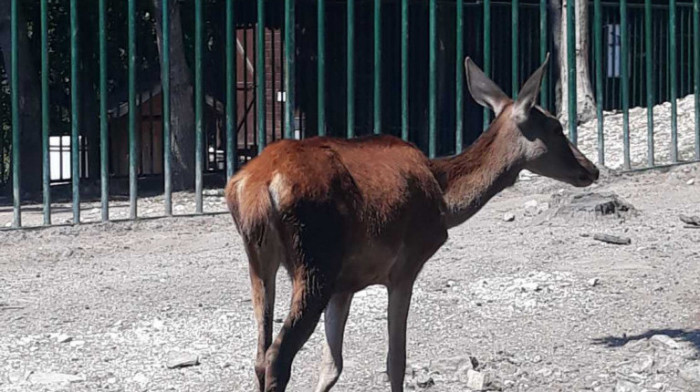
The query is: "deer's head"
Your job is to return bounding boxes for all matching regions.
[464,54,599,187]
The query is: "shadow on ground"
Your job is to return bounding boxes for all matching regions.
[593,329,700,354]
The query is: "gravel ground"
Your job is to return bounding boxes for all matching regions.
[1,162,699,392]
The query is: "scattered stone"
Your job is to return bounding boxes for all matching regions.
[649,334,680,349]
[632,355,654,373]
[614,379,640,392]
[588,278,600,287]
[61,249,74,258]
[593,234,631,245]
[69,340,85,347]
[465,369,488,391]
[56,334,73,343]
[132,372,149,385]
[503,213,516,222]
[680,214,700,227]
[524,200,539,209]
[166,352,200,369]
[414,371,435,388]
[152,318,165,330]
[551,192,637,221]
[28,372,84,385]
[679,364,700,386]
[687,178,695,185]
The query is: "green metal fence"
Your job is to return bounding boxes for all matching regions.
[1,0,700,228]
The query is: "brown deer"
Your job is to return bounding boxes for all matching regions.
[225,54,599,392]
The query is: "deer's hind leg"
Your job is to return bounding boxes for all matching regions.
[244,235,281,391]
[263,203,345,391]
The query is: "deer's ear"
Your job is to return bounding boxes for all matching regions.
[464,57,510,117]
[512,53,550,124]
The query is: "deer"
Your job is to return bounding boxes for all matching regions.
[225,53,599,392]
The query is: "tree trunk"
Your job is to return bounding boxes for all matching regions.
[152,0,195,191]
[549,0,563,116]
[559,0,596,125]
[0,1,43,196]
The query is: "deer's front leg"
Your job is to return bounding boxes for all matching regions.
[386,283,414,392]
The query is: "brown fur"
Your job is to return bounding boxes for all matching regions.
[225,55,599,392]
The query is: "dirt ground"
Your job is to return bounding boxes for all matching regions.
[1,164,699,392]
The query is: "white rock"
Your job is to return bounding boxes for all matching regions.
[614,380,640,392]
[649,334,680,349]
[588,278,600,287]
[28,372,84,385]
[152,318,164,330]
[132,372,149,385]
[687,178,695,185]
[56,334,73,343]
[465,369,488,391]
[503,213,516,222]
[166,352,200,369]
[524,200,539,209]
[680,364,700,385]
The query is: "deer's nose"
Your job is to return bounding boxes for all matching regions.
[590,166,600,182]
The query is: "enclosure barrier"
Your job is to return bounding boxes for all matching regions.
[3,0,700,228]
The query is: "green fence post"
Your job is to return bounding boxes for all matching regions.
[285,0,295,139]
[226,0,236,178]
[429,0,437,158]
[594,0,604,165]
[540,0,548,109]
[318,0,325,136]
[401,0,409,141]
[483,0,491,131]
[566,0,577,145]
[670,0,678,163]
[10,0,20,227]
[99,0,109,221]
[256,0,265,151]
[127,0,137,219]
[347,0,355,138]
[645,0,655,166]
[512,0,519,98]
[41,0,51,225]
[163,0,172,215]
[71,0,81,223]
[695,0,700,160]
[195,0,204,213]
[621,0,630,169]
[456,0,464,153]
[373,0,381,135]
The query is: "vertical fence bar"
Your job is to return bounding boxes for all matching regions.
[373,0,381,135]
[256,0,265,151]
[593,0,604,165]
[620,0,630,169]
[483,0,491,131]
[540,0,548,109]
[162,0,172,215]
[318,0,325,136]
[225,0,236,178]
[695,0,700,160]
[645,0,655,166]
[195,0,204,213]
[10,0,20,227]
[401,0,409,141]
[41,0,51,225]
[71,0,81,223]
[99,0,109,221]
[347,0,355,138]
[127,0,137,219]
[669,0,679,163]
[284,0,295,139]
[428,0,437,158]
[566,0,577,145]
[512,0,519,98]
[456,0,464,153]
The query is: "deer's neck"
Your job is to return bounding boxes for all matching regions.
[430,130,524,229]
